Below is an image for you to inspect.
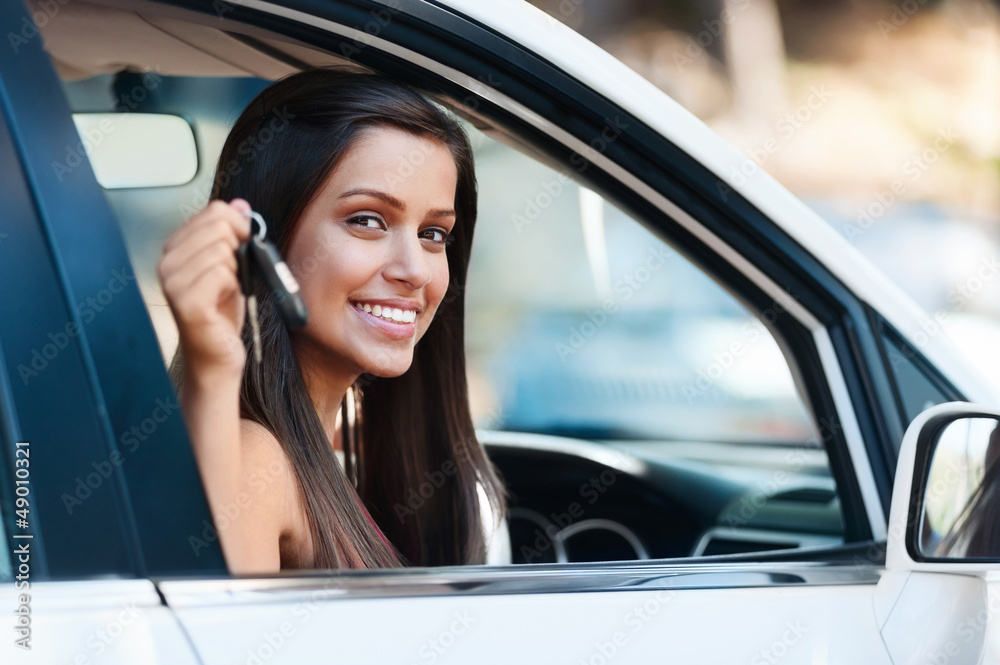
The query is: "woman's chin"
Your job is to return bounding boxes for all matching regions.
[359,350,414,378]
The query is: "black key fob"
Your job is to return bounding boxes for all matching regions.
[241,210,309,330]
[236,243,254,297]
[248,235,309,329]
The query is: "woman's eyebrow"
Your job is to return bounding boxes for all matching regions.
[340,187,455,219]
[428,208,457,220]
[339,188,405,210]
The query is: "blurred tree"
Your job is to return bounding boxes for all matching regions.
[529,0,789,120]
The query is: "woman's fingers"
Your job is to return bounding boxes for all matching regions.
[169,263,238,316]
[228,198,252,219]
[164,199,250,249]
[160,201,250,276]
[162,239,239,299]
[158,199,254,371]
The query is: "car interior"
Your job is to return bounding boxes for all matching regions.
[31,0,856,569]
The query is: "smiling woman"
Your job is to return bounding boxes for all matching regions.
[157,69,508,574]
[288,129,457,374]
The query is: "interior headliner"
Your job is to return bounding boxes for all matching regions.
[30,0,363,80]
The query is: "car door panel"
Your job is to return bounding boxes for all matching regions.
[160,568,892,664]
[878,572,987,665]
[0,580,200,664]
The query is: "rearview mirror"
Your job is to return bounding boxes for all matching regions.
[71,113,198,189]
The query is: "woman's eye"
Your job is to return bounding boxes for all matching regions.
[420,228,455,246]
[347,214,386,230]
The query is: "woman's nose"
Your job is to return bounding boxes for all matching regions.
[382,231,432,288]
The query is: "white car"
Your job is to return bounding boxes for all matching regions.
[2,0,999,663]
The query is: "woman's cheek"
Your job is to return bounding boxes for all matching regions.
[431,260,451,308]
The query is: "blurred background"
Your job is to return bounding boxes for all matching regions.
[526,0,1000,380]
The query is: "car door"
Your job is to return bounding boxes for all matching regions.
[3,0,994,663]
[0,1,217,662]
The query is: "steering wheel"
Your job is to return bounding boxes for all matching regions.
[510,507,649,563]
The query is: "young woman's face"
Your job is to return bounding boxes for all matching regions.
[285,126,458,379]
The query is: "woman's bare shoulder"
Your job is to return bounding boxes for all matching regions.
[237,419,306,539]
[239,418,283,454]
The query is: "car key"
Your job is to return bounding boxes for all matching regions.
[238,211,309,365]
[247,232,309,329]
[244,214,309,330]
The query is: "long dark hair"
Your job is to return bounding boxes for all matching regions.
[171,69,506,569]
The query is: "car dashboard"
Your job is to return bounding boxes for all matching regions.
[480,430,844,564]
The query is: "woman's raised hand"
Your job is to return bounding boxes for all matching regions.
[158,199,252,378]
[159,199,269,572]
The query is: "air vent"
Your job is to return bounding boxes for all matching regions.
[771,488,836,503]
[701,538,798,556]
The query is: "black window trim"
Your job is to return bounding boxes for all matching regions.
[870,310,966,431]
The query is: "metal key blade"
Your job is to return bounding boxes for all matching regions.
[247,294,263,364]
[237,242,263,365]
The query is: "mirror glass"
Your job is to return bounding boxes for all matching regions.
[921,416,1000,558]
[71,113,198,189]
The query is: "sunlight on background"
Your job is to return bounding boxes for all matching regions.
[530,0,1000,391]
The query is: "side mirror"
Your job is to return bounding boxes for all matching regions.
[72,113,198,189]
[879,403,1000,664]
[921,414,1000,559]
[888,401,1000,570]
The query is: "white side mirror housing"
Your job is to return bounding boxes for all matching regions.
[887,401,1000,571]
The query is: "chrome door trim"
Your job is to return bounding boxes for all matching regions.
[6,579,164,611]
[155,562,881,607]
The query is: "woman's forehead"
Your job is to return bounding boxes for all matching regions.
[324,128,459,204]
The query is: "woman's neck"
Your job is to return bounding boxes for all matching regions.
[309,382,348,453]
[293,344,358,454]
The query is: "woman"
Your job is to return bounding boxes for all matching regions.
[158,69,507,573]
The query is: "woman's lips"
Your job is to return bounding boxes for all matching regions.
[349,301,416,339]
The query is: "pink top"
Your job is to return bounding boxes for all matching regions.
[353,492,394,550]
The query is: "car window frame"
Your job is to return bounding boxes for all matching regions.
[157,0,891,556]
[871,312,964,437]
[2,0,909,583]
[0,0,226,580]
[208,0,887,543]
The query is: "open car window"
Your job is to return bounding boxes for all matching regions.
[57,63,848,565]
[25,0,889,571]
[465,128,844,562]
[468,130,818,445]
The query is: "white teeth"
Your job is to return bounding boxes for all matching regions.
[353,302,417,323]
